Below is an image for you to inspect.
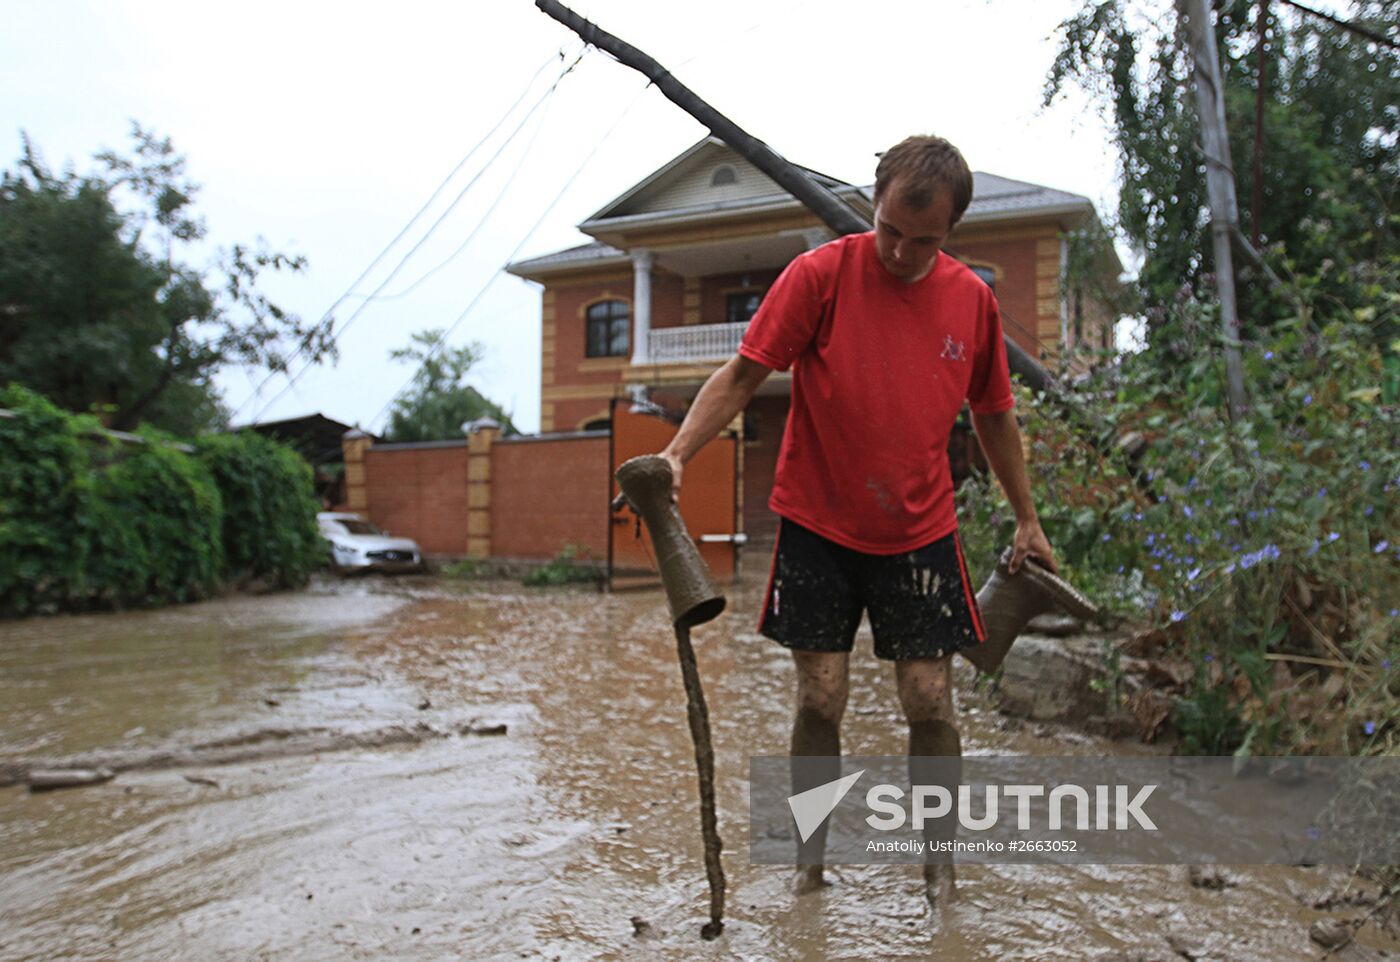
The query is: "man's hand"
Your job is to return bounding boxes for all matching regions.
[1010,519,1057,574]
[660,447,685,503]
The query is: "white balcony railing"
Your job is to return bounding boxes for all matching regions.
[647,321,748,364]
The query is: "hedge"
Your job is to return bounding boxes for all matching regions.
[0,384,323,616]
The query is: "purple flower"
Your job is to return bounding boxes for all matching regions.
[1327,532,1341,543]
[1366,506,1375,517]
[1224,562,1237,575]
[1204,653,1215,662]
[1205,499,1212,507]
[1383,659,1393,670]
[1307,540,1320,557]
[1375,541,1390,554]
[1170,610,1186,623]
[1264,351,1274,360]
[1317,488,1327,499]
[1184,506,1193,518]
[1303,394,1313,405]
[1360,461,1371,471]
[1363,721,1377,736]
[1390,609,1398,618]
[1101,533,1111,542]
[1187,567,1202,582]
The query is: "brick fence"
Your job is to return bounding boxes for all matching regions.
[342,427,609,561]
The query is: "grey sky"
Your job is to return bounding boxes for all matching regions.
[0,0,1249,434]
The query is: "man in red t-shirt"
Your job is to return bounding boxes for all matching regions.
[658,135,1056,900]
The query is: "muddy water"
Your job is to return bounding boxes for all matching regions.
[1,573,1393,961]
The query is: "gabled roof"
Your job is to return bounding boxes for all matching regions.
[507,139,1103,279]
[583,137,855,224]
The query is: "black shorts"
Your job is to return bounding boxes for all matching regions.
[758,518,987,661]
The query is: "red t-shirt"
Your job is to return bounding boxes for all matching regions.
[738,232,1014,554]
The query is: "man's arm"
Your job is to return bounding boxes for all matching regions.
[970,408,1056,574]
[660,354,773,501]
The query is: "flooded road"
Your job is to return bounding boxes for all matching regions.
[1,571,1393,960]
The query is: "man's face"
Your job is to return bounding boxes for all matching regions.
[873,181,956,283]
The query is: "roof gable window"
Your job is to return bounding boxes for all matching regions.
[585,299,630,358]
[710,165,737,187]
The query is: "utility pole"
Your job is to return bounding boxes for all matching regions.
[533,0,1056,395]
[1177,0,1250,422]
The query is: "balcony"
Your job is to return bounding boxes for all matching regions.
[647,321,747,364]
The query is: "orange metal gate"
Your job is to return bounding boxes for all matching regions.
[608,398,740,590]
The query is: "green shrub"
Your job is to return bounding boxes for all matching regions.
[0,385,94,615]
[197,431,323,588]
[523,544,601,587]
[0,384,324,615]
[957,287,1399,756]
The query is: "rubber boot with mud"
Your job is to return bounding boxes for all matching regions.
[960,547,1098,675]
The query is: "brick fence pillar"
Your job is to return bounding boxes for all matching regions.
[341,428,373,513]
[466,422,500,559]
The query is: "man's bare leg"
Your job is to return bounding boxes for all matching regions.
[896,655,961,906]
[789,649,849,894]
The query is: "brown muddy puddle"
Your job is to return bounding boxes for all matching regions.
[1,572,1394,961]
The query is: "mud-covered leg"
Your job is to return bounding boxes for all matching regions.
[897,655,962,907]
[789,649,849,894]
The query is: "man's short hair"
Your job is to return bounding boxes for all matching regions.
[874,135,974,225]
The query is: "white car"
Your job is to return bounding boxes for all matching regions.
[317,512,424,573]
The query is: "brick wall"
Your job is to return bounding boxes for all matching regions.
[490,434,610,561]
[363,442,472,555]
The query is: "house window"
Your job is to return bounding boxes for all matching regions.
[711,165,737,187]
[970,265,997,291]
[585,300,630,357]
[726,291,762,323]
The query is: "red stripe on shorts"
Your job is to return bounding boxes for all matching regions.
[757,519,782,633]
[952,531,986,642]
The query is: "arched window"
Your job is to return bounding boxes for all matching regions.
[585,299,630,358]
[710,165,737,187]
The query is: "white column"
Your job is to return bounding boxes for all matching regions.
[630,248,654,365]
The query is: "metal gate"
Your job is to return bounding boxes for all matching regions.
[608,398,741,591]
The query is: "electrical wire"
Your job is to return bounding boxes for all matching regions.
[244,50,584,425]
[366,80,653,433]
[230,47,572,423]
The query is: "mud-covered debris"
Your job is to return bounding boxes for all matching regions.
[183,775,220,788]
[1188,865,1237,890]
[263,697,281,708]
[460,721,508,736]
[28,768,114,792]
[608,822,630,834]
[417,698,432,710]
[1308,917,1356,950]
[630,916,653,938]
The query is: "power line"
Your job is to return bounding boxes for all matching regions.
[245,51,584,425]
[368,81,653,433]
[356,79,559,303]
[229,48,571,423]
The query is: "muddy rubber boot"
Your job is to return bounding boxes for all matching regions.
[960,547,1098,675]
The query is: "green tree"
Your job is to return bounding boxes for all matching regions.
[384,329,517,441]
[0,124,334,433]
[1045,0,1398,345]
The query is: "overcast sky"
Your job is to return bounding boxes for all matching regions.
[0,0,1259,435]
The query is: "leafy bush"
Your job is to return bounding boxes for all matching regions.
[0,386,95,614]
[958,285,1398,756]
[0,384,323,616]
[197,431,324,588]
[523,545,602,587]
